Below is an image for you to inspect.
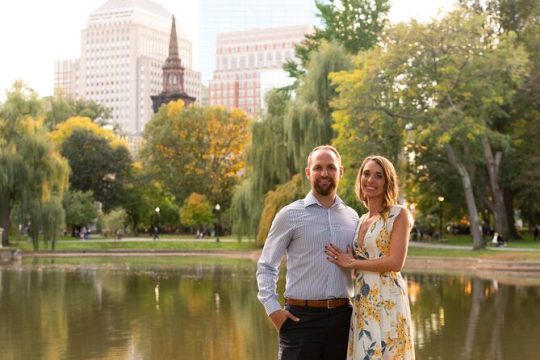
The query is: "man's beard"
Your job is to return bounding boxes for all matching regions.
[314,178,336,196]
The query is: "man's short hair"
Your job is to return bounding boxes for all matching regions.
[307,145,342,167]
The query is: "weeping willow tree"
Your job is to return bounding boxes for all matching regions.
[231,90,292,238]
[0,82,69,248]
[232,42,352,242]
[285,41,352,175]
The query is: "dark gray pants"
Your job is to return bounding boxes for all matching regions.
[278,305,352,360]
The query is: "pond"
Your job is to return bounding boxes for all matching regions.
[1,256,539,359]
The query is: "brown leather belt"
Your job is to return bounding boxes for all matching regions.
[286,298,350,309]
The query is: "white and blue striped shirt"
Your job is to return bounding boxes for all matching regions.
[257,192,360,315]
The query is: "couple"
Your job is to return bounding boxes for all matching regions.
[257,145,414,360]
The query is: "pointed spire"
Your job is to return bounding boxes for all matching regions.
[168,15,179,61]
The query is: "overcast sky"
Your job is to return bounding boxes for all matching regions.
[0,0,456,100]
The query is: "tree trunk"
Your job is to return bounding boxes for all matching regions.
[0,200,10,247]
[482,136,510,240]
[446,145,484,249]
[503,188,521,240]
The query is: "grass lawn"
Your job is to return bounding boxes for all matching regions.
[12,236,259,252]
[9,233,540,262]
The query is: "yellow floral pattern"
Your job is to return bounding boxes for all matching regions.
[348,206,415,360]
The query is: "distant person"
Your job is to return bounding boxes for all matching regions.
[257,145,359,360]
[491,232,505,247]
[534,225,539,241]
[325,155,415,359]
[411,226,418,241]
[152,226,159,240]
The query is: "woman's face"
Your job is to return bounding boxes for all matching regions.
[360,160,386,200]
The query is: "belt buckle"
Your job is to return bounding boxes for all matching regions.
[326,299,335,309]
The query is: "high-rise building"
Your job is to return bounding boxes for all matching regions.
[54,59,80,98]
[208,25,311,118]
[199,0,320,85]
[54,0,201,147]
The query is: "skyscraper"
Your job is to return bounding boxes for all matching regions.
[199,0,320,85]
[208,25,311,118]
[55,0,201,148]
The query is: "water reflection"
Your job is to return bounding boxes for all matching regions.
[1,258,540,359]
[0,258,277,360]
[404,272,540,360]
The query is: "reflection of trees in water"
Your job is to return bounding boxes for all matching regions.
[487,284,508,360]
[462,278,484,360]
[405,272,540,359]
[0,263,278,360]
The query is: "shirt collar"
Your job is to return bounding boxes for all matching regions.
[304,191,345,209]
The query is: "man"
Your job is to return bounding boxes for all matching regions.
[257,145,359,360]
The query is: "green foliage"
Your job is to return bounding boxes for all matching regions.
[233,43,353,240]
[331,8,530,246]
[60,129,132,211]
[0,81,69,247]
[101,208,128,237]
[231,90,292,238]
[179,193,215,229]
[256,174,307,245]
[44,95,112,129]
[284,0,389,82]
[140,101,250,209]
[63,190,98,229]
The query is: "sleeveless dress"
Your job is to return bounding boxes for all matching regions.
[347,205,415,360]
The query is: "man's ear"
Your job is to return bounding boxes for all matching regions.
[305,167,310,179]
[339,166,344,178]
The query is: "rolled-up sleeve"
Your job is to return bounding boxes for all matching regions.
[256,208,293,315]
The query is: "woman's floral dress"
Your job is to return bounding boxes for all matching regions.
[347,205,415,360]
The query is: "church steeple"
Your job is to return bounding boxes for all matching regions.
[151,15,195,113]
[162,15,184,93]
[167,16,180,62]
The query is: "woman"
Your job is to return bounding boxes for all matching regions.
[325,155,415,359]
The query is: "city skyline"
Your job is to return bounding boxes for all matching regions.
[0,0,455,100]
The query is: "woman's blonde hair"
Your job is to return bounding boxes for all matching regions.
[355,155,399,213]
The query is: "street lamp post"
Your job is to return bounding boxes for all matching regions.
[437,196,444,240]
[154,207,160,240]
[215,204,221,243]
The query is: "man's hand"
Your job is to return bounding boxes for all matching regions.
[269,309,300,331]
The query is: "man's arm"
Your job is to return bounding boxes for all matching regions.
[256,208,299,329]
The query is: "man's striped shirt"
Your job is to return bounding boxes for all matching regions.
[257,192,359,315]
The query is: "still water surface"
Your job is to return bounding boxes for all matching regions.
[1,257,539,360]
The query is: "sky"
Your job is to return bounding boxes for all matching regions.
[0,0,456,100]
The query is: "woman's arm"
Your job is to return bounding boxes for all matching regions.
[325,209,411,272]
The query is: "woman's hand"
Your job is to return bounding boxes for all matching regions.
[325,243,356,269]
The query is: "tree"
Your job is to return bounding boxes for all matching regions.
[63,190,98,235]
[49,117,132,212]
[231,90,293,238]
[101,208,128,238]
[59,129,132,211]
[44,95,112,130]
[256,174,307,245]
[0,82,69,247]
[179,193,215,232]
[460,0,540,236]
[284,0,389,85]
[331,9,528,248]
[234,2,389,241]
[140,101,250,208]
[232,43,352,240]
[285,41,353,174]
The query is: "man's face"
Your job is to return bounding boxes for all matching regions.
[305,150,343,197]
